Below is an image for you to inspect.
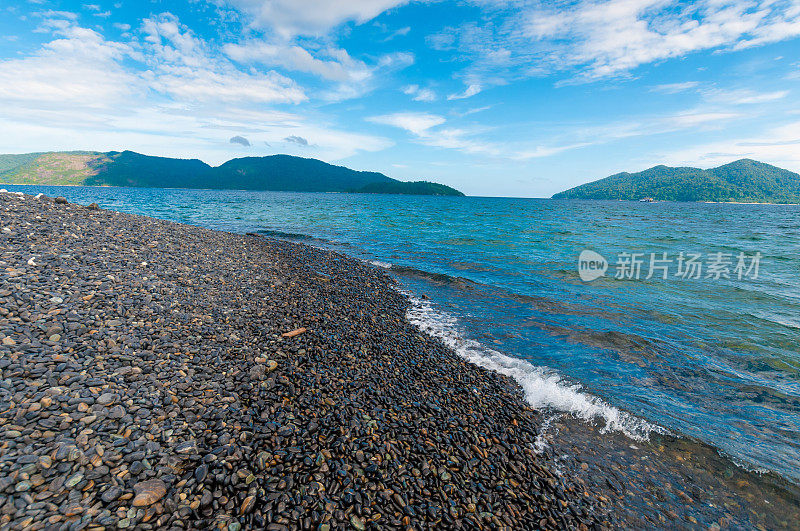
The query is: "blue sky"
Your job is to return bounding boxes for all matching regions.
[1,0,800,196]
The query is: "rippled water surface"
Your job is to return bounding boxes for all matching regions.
[7,185,800,486]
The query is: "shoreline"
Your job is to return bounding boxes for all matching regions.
[2,191,799,529]
[701,200,800,205]
[0,192,607,529]
[401,281,800,529]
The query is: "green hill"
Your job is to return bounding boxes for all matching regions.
[0,152,110,185]
[0,153,45,174]
[552,159,800,203]
[0,150,464,196]
[354,180,465,196]
[85,151,211,188]
[212,155,394,192]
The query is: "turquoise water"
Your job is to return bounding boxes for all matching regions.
[6,185,800,485]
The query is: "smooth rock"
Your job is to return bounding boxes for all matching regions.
[96,393,118,406]
[132,479,167,507]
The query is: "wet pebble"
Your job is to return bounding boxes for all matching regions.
[0,192,614,530]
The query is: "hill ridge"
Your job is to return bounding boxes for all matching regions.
[0,150,464,196]
[552,159,800,203]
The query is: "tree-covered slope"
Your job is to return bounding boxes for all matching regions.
[85,151,212,188]
[0,152,108,185]
[0,153,44,174]
[354,180,465,196]
[0,150,464,196]
[553,159,800,203]
[211,155,394,192]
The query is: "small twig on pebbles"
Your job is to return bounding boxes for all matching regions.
[281,327,307,338]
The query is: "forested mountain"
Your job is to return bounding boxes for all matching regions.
[0,150,464,196]
[211,155,394,192]
[353,180,464,196]
[553,159,800,203]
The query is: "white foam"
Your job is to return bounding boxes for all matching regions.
[533,413,558,454]
[404,293,663,441]
[369,260,393,269]
[0,189,24,199]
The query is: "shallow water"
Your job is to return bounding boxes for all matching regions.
[5,185,800,492]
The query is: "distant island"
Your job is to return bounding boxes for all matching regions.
[0,150,465,196]
[552,159,800,203]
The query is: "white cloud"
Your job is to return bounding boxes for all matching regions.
[0,13,392,163]
[144,66,305,104]
[414,89,436,102]
[368,101,761,162]
[1,104,394,164]
[403,84,437,102]
[224,41,370,82]
[435,0,800,86]
[0,17,135,109]
[212,0,416,103]
[141,14,210,68]
[703,88,789,104]
[2,12,304,110]
[732,3,800,49]
[224,39,412,102]
[1,94,393,164]
[376,51,414,69]
[368,111,580,158]
[383,25,411,41]
[659,120,800,171]
[420,127,503,156]
[140,13,306,104]
[513,143,592,160]
[369,112,446,135]
[225,0,409,37]
[651,81,700,93]
[35,10,78,21]
[562,107,749,143]
[665,111,741,128]
[650,82,790,104]
[523,0,800,81]
[448,83,481,100]
[457,105,493,117]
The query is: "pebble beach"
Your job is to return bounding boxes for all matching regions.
[0,192,610,530]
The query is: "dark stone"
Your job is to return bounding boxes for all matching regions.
[101,486,122,503]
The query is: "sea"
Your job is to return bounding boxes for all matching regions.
[6,185,800,523]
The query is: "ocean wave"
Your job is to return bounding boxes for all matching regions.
[369,260,393,269]
[747,310,800,330]
[404,293,664,441]
[256,229,315,240]
[390,265,477,287]
[253,228,348,248]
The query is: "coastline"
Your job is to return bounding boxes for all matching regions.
[2,191,799,529]
[701,200,800,205]
[0,192,606,529]
[4,184,799,205]
[401,280,800,529]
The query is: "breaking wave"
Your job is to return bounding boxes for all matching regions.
[404,293,664,441]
